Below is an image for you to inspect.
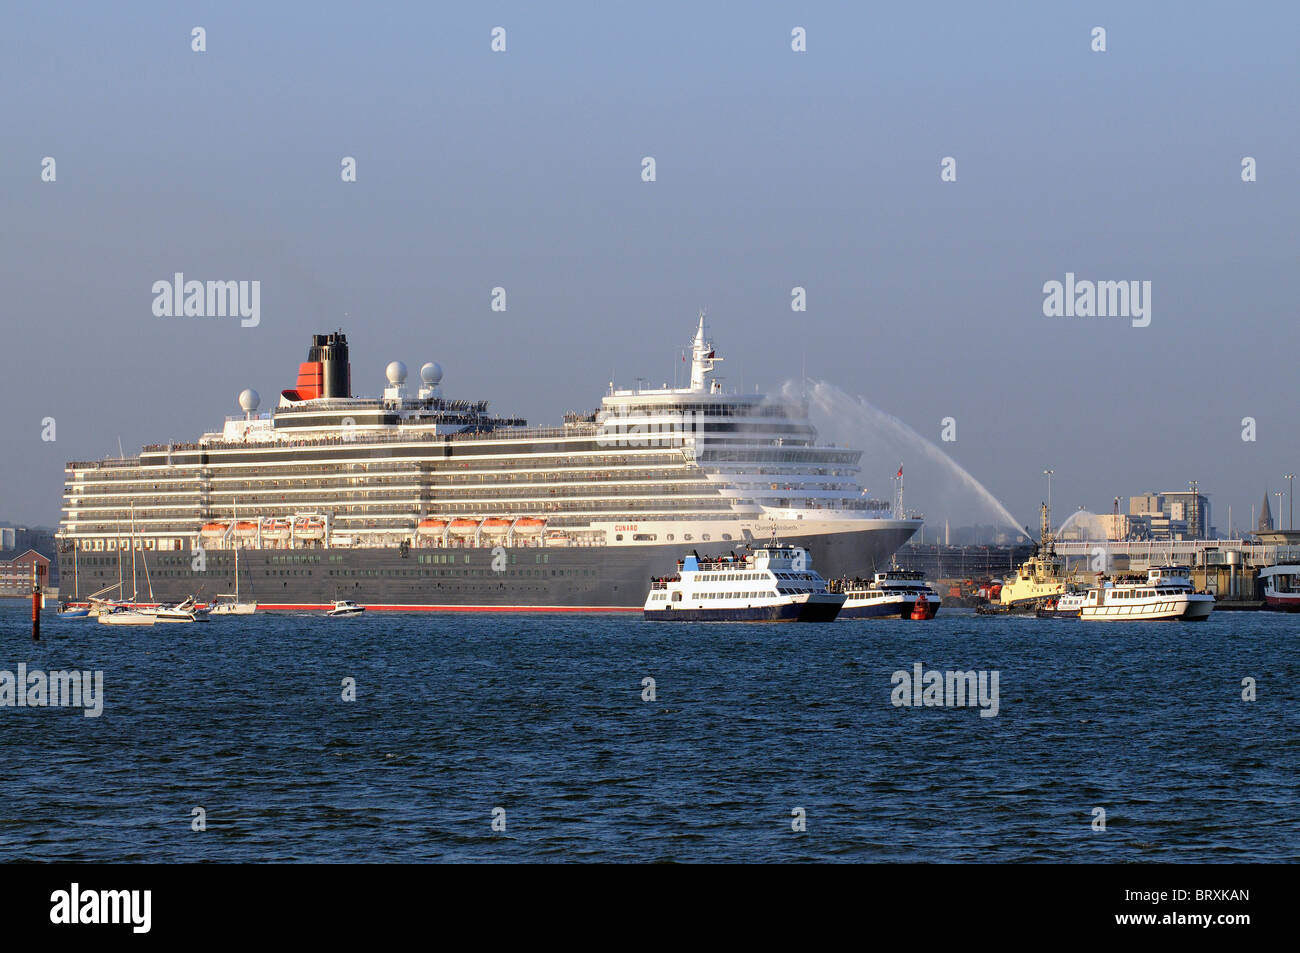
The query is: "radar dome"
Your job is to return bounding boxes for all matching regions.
[386,361,408,385]
[238,388,260,413]
[420,362,443,385]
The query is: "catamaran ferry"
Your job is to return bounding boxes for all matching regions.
[55,318,920,612]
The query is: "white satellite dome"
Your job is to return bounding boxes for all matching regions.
[238,388,260,413]
[420,362,443,385]
[385,361,408,385]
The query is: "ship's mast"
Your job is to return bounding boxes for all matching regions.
[688,311,721,392]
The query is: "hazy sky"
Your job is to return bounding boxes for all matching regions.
[4,1,1297,533]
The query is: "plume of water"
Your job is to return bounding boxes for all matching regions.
[1056,509,1109,541]
[781,379,1029,540]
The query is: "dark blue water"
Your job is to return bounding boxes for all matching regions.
[2,604,1297,862]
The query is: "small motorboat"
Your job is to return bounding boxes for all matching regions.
[57,603,91,618]
[326,600,365,617]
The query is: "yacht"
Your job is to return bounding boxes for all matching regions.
[141,595,208,623]
[98,607,157,626]
[643,543,845,621]
[209,502,258,616]
[326,600,366,617]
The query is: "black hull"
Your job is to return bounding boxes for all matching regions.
[644,601,839,622]
[57,525,916,612]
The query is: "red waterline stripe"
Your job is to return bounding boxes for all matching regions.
[257,603,640,613]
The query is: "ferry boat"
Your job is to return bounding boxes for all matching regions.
[830,571,941,619]
[1035,588,1088,619]
[644,544,845,621]
[1259,564,1300,612]
[54,318,921,612]
[1074,567,1214,621]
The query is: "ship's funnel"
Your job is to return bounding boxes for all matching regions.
[308,332,351,398]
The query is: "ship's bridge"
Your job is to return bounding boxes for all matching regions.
[596,316,878,517]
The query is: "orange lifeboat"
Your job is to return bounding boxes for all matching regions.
[513,518,547,535]
[200,522,229,539]
[416,518,449,535]
[262,520,291,540]
[910,596,934,620]
[234,521,259,537]
[294,518,326,540]
[481,518,511,535]
[448,518,480,536]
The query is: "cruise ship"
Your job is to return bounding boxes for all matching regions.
[55,318,921,611]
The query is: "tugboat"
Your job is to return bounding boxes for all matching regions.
[999,503,1078,610]
[1076,566,1214,621]
[831,571,941,619]
[644,542,845,622]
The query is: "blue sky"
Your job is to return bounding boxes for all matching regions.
[3,1,1297,531]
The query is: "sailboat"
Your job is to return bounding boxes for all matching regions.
[210,500,258,616]
[57,545,92,617]
[98,505,160,626]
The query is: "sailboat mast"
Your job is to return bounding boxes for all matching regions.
[129,504,138,602]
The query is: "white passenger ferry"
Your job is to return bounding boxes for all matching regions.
[1063,567,1215,621]
[830,571,941,619]
[644,544,845,621]
[1259,564,1300,612]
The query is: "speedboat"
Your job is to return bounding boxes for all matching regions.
[326,600,366,617]
[141,596,207,623]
